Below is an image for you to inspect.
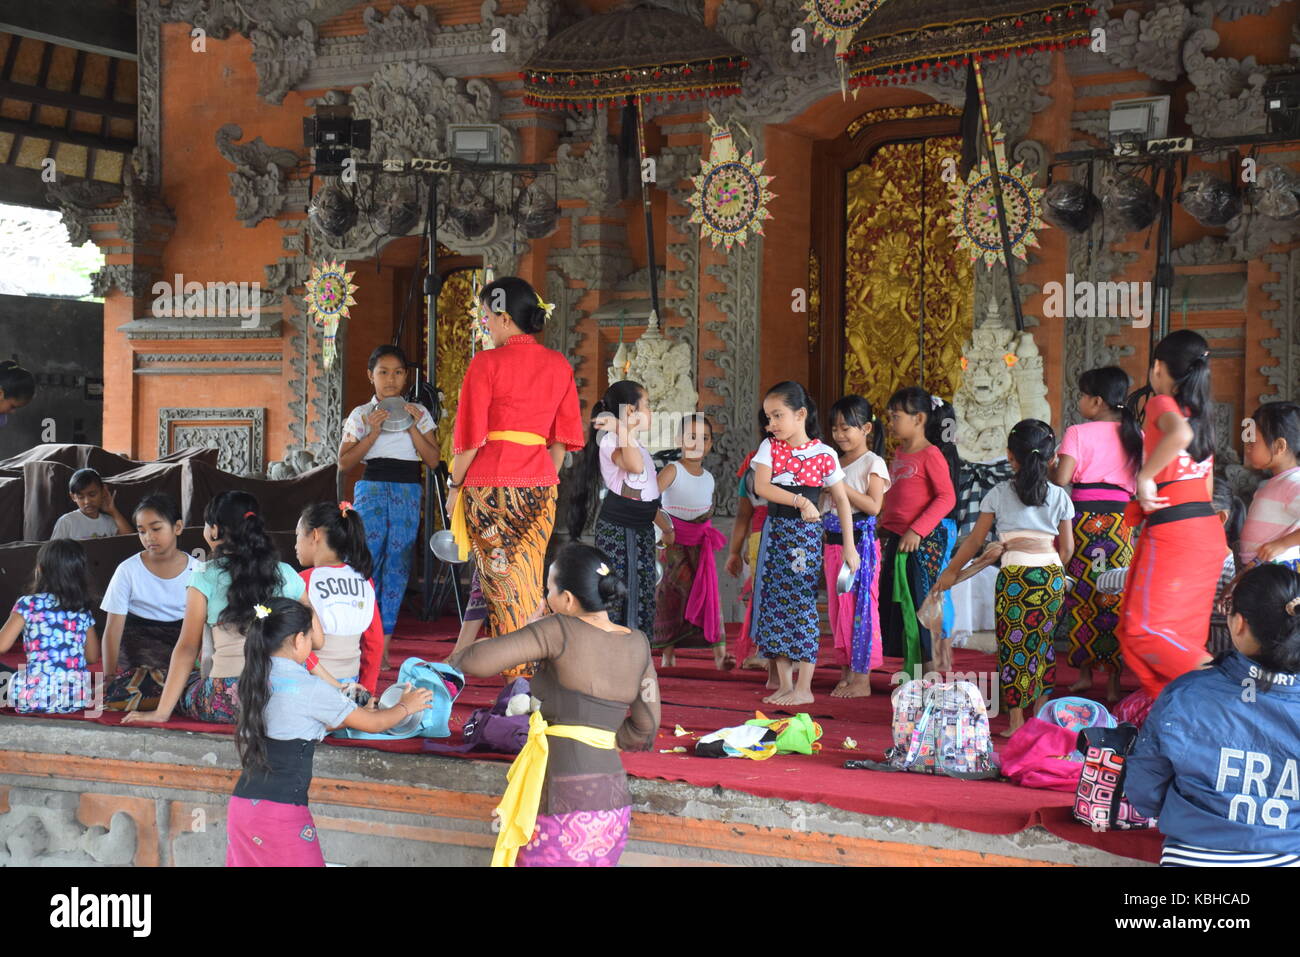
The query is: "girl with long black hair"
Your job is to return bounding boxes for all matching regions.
[1051,366,1142,701]
[1116,329,1224,700]
[569,379,673,637]
[124,491,327,724]
[227,598,431,866]
[878,386,959,675]
[0,359,35,425]
[937,420,1074,734]
[0,539,98,712]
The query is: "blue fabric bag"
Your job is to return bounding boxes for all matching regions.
[332,657,464,740]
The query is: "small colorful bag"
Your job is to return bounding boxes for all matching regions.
[1072,723,1156,831]
[849,679,996,778]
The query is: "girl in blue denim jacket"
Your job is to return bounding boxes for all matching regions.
[1126,563,1300,866]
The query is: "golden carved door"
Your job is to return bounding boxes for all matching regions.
[811,111,973,418]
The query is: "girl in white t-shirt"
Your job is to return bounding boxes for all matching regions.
[752,381,859,706]
[821,396,890,698]
[654,414,728,670]
[101,494,200,711]
[295,502,384,696]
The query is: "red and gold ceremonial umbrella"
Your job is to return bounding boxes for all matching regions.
[522,4,749,317]
[843,0,1094,329]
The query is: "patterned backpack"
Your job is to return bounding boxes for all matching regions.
[870,679,997,778]
[1072,724,1156,831]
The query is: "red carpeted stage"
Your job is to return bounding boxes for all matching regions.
[2,614,1162,864]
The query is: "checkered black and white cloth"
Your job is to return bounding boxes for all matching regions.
[957,459,1015,540]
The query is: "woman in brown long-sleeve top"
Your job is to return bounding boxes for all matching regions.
[450,542,660,867]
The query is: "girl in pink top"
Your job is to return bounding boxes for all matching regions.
[1240,402,1300,570]
[1050,366,1142,702]
[878,387,958,672]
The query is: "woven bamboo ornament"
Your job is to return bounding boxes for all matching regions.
[687,117,776,251]
[304,259,357,369]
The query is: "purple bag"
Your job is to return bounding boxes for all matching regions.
[424,678,531,756]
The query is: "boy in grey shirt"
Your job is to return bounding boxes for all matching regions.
[50,468,132,540]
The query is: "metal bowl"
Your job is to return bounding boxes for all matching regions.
[835,561,856,595]
[430,530,467,564]
[377,396,413,432]
[379,683,423,736]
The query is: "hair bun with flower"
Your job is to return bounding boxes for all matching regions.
[254,604,272,619]
[535,292,556,321]
[339,500,353,516]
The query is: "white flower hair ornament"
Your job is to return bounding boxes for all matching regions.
[930,395,944,411]
[596,563,611,577]
[254,604,272,619]
[535,293,556,321]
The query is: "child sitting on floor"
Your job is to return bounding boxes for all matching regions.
[50,468,132,540]
[0,539,100,713]
[296,501,384,695]
[1126,563,1300,866]
[228,598,431,866]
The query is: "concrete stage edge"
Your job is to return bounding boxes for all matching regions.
[0,720,1142,867]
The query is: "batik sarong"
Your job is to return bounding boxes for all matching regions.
[1062,509,1134,671]
[995,564,1065,709]
[105,615,181,711]
[879,522,951,663]
[822,513,881,673]
[515,806,632,867]
[752,516,824,663]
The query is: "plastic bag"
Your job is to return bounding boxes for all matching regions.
[1179,172,1241,227]
[917,587,944,639]
[1103,174,1159,233]
[1254,164,1300,219]
[1042,181,1100,233]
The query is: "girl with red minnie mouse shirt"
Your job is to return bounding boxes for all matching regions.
[750,382,858,706]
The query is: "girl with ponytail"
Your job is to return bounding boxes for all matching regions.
[1052,366,1142,701]
[1116,329,1226,700]
[1127,563,1300,866]
[937,420,1075,734]
[568,380,673,638]
[124,491,324,725]
[296,501,383,694]
[228,597,432,866]
[877,387,959,675]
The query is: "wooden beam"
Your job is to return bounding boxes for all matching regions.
[0,116,133,153]
[0,0,137,60]
[0,78,136,120]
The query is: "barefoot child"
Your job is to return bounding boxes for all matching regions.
[1239,401,1300,571]
[228,598,432,866]
[822,396,888,698]
[654,415,729,669]
[0,540,99,712]
[751,382,859,706]
[1051,367,1141,703]
[878,387,958,677]
[936,420,1074,735]
[1117,330,1224,699]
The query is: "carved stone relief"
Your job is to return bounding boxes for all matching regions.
[90,265,156,299]
[158,407,267,476]
[1093,0,1205,82]
[215,125,299,227]
[1261,247,1300,405]
[1183,28,1270,141]
[0,788,136,866]
[45,180,121,248]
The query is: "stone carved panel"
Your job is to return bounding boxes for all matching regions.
[251,21,317,105]
[544,269,588,391]
[158,408,266,476]
[1183,28,1269,141]
[363,4,437,52]
[704,235,762,518]
[1261,248,1300,405]
[0,788,137,866]
[1093,0,1204,82]
[555,135,621,212]
[215,125,299,227]
[45,180,121,248]
[90,264,156,298]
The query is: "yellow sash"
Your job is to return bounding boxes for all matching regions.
[492,710,617,867]
[449,431,548,562]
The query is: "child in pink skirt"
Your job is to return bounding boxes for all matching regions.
[227,598,430,866]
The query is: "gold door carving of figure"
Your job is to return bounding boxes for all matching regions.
[842,135,973,414]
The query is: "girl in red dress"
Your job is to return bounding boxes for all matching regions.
[1117,330,1225,699]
